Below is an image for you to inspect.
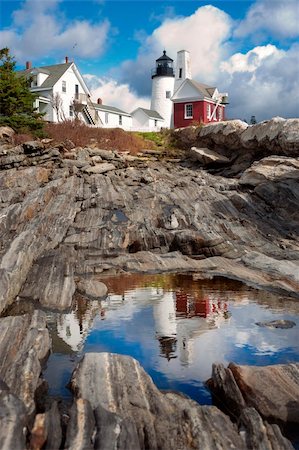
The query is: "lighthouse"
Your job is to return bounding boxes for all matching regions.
[150,50,175,128]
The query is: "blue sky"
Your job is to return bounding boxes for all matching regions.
[1,0,299,120]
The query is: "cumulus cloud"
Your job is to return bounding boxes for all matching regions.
[219,43,299,121]
[220,44,281,75]
[118,5,232,96]
[85,75,149,113]
[0,0,110,63]
[235,0,299,39]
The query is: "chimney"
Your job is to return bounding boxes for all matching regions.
[65,56,69,64]
[26,61,32,70]
[97,98,103,105]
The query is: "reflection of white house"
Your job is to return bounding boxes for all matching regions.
[56,300,100,351]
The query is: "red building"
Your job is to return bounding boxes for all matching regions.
[172,79,229,128]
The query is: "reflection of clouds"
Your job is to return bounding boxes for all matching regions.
[53,279,299,393]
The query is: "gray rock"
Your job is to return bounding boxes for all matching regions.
[30,401,62,450]
[0,383,27,450]
[88,148,115,160]
[190,146,230,164]
[23,140,44,153]
[240,156,299,186]
[77,278,108,299]
[209,362,299,425]
[84,162,116,174]
[0,311,51,416]
[0,126,15,141]
[69,353,247,450]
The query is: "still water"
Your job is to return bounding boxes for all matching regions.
[44,273,299,404]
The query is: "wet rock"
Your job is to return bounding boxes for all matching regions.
[64,398,95,450]
[256,320,296,329]
[209,362,299,425]
[0,311,50,416]
[0,382,27,450]
[77,278,108,300]
[68,353,295,450]
[190,146,230,165]
[30,402,62,450]
[69,352,247,450]
[240,407,294,450]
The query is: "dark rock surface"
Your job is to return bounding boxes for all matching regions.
[67,352,293,450]
[209,362,299,425]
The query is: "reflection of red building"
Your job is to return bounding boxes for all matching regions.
[175,291,227,319]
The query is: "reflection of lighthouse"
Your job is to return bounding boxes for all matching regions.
[152,289,230,365]
[153,292,177,360]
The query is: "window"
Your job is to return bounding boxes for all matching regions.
[166,91,171,99]
[69,105,73,117]
[207,103,211,119]
[185,103,193,119]
[179,68,182,79]
[119,115,122,126]
[154,120,157,127]
[75,84,79,99]
[62,80,66,92]
[105,112,109,124]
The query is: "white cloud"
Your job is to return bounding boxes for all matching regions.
[219,43,299,121]
[220,44,281,75]
[235,0,299,39]
[118,5,232,96]
[85,75,149,113]
[0,0,110,63]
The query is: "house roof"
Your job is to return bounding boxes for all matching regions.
[188,80,216,98]
[93,104,131,116]
[132,108,164,120]
[18,62,73,89]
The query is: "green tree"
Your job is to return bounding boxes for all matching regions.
[0,47,44,134]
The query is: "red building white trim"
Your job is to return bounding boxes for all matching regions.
[171,78,228,128]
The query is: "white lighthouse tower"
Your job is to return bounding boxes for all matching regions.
[174,50,192,92]
[150,50,175,128]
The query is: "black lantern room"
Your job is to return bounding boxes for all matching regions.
[151,50,175,78]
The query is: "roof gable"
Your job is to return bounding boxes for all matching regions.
[172,78,216,101]
[17,62,91,95]
[18,62,72,89]
[131,108,164,120]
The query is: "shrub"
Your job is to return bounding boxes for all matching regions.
[45,120,155,154]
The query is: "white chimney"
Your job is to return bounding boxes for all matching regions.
[174,50,192,92]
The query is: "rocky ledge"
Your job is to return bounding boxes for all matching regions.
[0,118,298,449]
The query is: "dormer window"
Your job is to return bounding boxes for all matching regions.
[62,80,66,92]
